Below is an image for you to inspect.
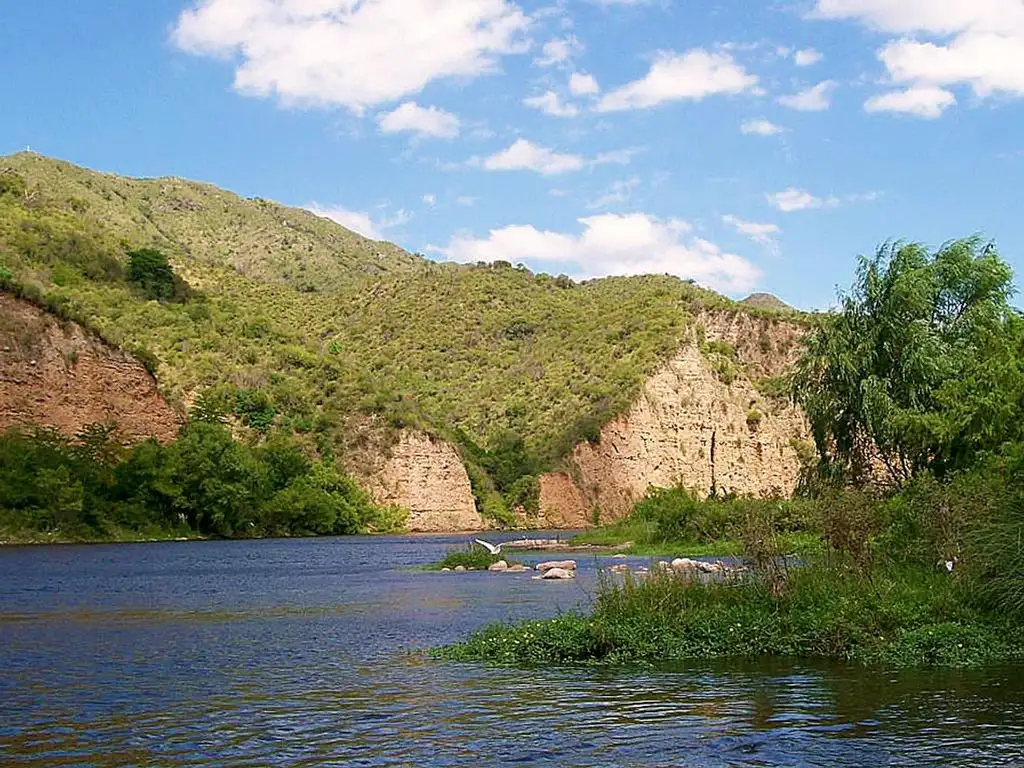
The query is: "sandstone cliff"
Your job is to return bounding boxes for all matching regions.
[0,293,181,442]
[363,430,487,532]
[536,312,810,527]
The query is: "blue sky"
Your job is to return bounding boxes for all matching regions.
[1,0,1022,309]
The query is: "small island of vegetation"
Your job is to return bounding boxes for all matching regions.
[437,238,1024,668]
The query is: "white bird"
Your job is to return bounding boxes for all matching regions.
[474,538,504,555]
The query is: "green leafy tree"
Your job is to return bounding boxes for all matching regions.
[127,248,188,302]
[162,423,264,536]
[794,238,1014,486]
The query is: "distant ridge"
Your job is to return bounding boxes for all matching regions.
[741,293,794,313]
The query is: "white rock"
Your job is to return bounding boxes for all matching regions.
[534,567,575,580]
[441,567,452,572]
[671,558,699,571]
[488,560,509,572]
[454,565,467,573]
[536,560,577,572]
[610,563,630,573]
[612,553,628,559]
[506,564,529,573]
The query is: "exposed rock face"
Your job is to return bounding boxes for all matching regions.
[540,313,810,525]
[537,473,592,529]
[0,293,181,442]
[366,430,486,533]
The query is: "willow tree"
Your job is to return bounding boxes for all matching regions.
[794,238,1014,487]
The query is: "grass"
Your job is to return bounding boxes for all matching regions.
[426,544,522,571]
[434,564,1024,668]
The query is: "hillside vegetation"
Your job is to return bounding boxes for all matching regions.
[0,152,803,524]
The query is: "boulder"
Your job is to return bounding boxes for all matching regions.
[671,558,700,571]
[441,567,452,572]
[610,563,630,573]
[488,560,509,572]
[534,567,575,580]
[612,553,628,559]
[506,564,529,573]
[454,565,467,573]
[536,560,577,572]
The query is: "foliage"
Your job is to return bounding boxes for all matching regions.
[575,487,820,554]
[435,565,1023,668]
[127,248,189,302]
[793,238,1015,487]
[428,544,519,571]
[0,424,394,542]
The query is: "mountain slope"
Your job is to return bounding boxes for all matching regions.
[2,152,419,291]
[0,153,808,526]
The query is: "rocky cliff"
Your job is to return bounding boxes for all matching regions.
[0,293,181,442]
[536,312,810,527]
[363,430,487,532]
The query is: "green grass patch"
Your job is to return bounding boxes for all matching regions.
[425,544,521,571]
[434,565,1024,668]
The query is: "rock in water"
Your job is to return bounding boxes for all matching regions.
[441,567,452,572]
[536,560,577,572]
[488,560,509,572]
[454,565,467,573]
[506,564,529,573]
[610,563,630,573]
[672,557,699,571]
[534,567,575,580]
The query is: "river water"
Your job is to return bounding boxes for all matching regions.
[1,534,1023,767]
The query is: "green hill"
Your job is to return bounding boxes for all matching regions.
[0,153,804,521]
[741,292,794,313]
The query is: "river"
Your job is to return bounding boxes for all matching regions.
[1,534,1022,766]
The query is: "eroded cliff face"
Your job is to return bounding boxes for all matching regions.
[364,430,486,532]
[537,312,810,527]
[0,293,181,442]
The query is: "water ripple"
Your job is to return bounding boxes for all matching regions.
[1,535,1023,766]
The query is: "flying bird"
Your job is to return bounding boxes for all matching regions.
[474,538,504,555]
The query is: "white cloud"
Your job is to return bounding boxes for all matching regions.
[594,147,642,165]
[865,85,956,118]
[423,194,437,206]
[523,91,580,117]
[794,48,823,67]
[587,177,641,209]
[481,139,585,175]
[766,187,840,212]
[430,213,762,294]
[569,72,601,96]
[778,80,836,111]
[535,36,581,67]
[456,195,478,206]
[477,139,636,175]
[722,214,781,251]
[377,102,460,138]
[741,118,785,136]
[811,0,1024,35]
[813,1,1024,112]
[596,49,759,112]
[308,205,382,239]
[172,0,530,112]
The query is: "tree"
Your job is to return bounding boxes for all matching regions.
[793,238,1014,487]
[162,423,264,536]
[127,248,187,302]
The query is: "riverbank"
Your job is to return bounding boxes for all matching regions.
[434,563,1024,668]
[0,524,205,546]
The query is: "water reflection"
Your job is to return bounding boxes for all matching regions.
[1,535,1022,766]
